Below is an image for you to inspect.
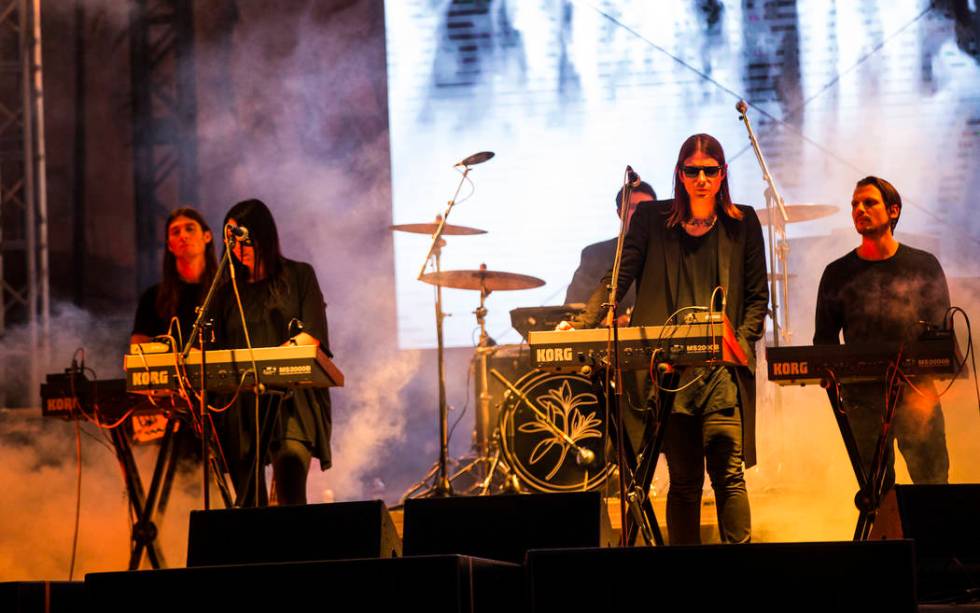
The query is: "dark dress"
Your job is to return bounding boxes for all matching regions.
[214,258,333,471]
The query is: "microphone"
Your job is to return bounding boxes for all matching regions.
[226,224,249,242]
[626,165,640,187]
[455,151,495,167]
[576,447,596,467]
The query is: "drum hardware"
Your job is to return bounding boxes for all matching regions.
[754,204,839,226]
[494,368,613,493]
[390,220,487,236]
[400,152,496,498]
[419,264,546,495]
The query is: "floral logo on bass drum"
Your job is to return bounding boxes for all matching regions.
[518,380,602,480]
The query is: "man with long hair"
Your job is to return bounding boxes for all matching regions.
[215,198,332,507]
[569,134,768,544]
[814,176,950,491]
[131,207,218,346]
[130,206,218,449]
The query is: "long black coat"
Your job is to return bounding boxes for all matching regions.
[575,200,769,466]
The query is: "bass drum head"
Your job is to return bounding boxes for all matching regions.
[499,369,612,493]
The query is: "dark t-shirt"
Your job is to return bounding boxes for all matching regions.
[132,281,204,346]
[672,225,739,415]
[814,244,950,345]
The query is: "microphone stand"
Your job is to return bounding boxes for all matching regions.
[737,100,793,485]
[182,234,237,509]
[414,165,472,497]
[606,167,631,546]
[736,99,792,346]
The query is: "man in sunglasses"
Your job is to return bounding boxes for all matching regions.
[566,134,768,544]
[814,176,950,492]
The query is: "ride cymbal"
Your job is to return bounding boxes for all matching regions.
[420,269,545,291]
[391,222,487,235]
[755,204,839,225]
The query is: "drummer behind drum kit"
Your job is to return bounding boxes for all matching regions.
[392,150,840,501]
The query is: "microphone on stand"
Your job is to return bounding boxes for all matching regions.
[736,99,748,118]
[626,165,640,187]
[455,151,495,167]
[576,447,596,467]
[225,224,250,242]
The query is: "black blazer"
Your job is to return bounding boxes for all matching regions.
[575,199,769,466]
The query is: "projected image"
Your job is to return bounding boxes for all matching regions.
[385,0,980,349]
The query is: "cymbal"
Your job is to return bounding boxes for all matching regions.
[420,269,545,291]
[391,222,487,236]
[755,204,839,225]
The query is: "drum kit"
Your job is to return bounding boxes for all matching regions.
[392,146,840,500]
[393,215,608,499]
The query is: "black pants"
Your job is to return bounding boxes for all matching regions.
[229,438,313,507]
[664,408,751,544]
[843,383,949,491]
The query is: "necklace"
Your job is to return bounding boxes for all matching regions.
[683,215,717,230]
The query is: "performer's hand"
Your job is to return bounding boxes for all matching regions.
[555,320,575,331]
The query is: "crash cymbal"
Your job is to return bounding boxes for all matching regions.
[420,269,545,292]
[755,204,839,225]
[391,221,487,236]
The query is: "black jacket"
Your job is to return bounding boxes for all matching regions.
[574,200,769,466]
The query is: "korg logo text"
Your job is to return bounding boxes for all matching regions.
[773,362,808,376]
[132,370,169,386]
[536,347,573,362]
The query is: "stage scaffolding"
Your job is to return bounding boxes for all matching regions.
[129,0,198,293]
[0,0,49,407]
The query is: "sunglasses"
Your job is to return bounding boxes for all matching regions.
[680,165,724,178]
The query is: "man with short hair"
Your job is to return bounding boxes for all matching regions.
[563,180,657,309]
[814,176,950,490]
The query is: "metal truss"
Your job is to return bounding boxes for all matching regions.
[0,0,48,338]
[129,0,198,292]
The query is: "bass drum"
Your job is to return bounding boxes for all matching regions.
[499,369,613,493]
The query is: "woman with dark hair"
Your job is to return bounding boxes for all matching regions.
[569,133,768,544]
[132,206,218,346]
[216,198,332,506]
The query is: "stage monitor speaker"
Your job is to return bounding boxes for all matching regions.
[870,484,980,599]
[0,582,85,613]
[527,540,917,612]
[187,499,401,567]
[403,491,613,563]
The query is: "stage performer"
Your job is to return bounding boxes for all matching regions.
[215,198,332,506]
[130,206,217,451]
[563,178,657,310]
[567,133,768,544]
[131,206,217,346]
[814,176,950,491]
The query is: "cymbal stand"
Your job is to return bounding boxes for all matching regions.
[410,165,473,497]
[439,280,518,495]
[737,99,792,345]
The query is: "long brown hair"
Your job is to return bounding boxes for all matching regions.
[667,133,743,227]
[156,207,218,319]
